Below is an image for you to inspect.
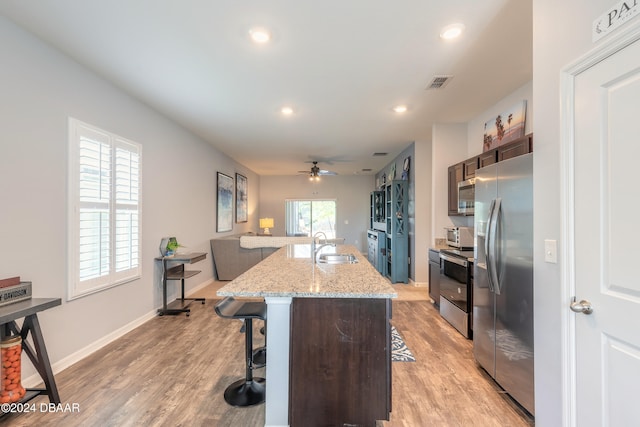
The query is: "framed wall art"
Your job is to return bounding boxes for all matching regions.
[235,173,248,223]
[216,172,234,232]
[483,100,527,152]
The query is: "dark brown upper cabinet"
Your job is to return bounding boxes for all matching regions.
[447,163,464,216]
[463,157,479,180]
[498,134,533,161]
[478,149,498,168]
[447,133,532,217]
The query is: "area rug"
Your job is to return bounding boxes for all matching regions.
[391,326,415,362]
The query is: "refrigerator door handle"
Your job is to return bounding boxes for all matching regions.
[494,198,504,294]
[484,199,495,257]
[485,199,496,292]
[488,198,501,295]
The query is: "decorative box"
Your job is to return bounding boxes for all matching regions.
[0,281,32,307]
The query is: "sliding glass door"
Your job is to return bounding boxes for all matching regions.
[285,200,336,238]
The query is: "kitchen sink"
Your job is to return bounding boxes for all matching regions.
[317,253,359,264]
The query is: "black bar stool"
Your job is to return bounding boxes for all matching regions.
[214,297,266,407]
[252,322,267,368]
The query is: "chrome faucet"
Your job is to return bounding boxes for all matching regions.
[311,231,333,263]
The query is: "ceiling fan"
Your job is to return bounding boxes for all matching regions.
[298,161,337,181]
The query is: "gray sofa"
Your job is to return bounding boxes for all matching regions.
[210,234,345,280]
[210,235,278,281]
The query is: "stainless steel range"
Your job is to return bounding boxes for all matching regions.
[439,248,474,338]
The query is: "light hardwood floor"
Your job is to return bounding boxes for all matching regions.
[2,282,534,426]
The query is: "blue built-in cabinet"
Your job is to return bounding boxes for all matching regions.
[367,229,387,275]
[385,180,408,284]
[370,190,386,232]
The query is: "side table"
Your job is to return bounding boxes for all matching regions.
[0,298,62,405]
[156,252,207,316]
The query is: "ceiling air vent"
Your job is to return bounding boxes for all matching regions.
[362,168,373,172]
[426,75,453,90]
[372,152,388,157]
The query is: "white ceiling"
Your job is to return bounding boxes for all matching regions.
[0,0,532,176]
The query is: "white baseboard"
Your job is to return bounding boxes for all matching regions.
[187,278,214,295]
[410,279,428,287]
[22,307,157,388]
[22,277,215,388]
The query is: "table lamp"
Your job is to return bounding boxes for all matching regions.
[259,218,274,235]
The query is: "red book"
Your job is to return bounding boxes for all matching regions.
[0,277,20,289]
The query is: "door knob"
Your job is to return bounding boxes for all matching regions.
[570,297,593,315]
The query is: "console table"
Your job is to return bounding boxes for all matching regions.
[0,298,62,405]
[156,252,207,316]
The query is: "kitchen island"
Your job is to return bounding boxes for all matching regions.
[218,244,397,427]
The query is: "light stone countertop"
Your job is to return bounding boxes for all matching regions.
[217,244,397,299]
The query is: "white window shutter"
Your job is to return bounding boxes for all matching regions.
[68,119,141,300]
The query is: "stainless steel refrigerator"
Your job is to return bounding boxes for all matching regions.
[473,152,534,415]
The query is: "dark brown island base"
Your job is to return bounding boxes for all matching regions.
[218,243,396,427]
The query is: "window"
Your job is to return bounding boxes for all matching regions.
[68,118,141,300]
[285,200,336,238]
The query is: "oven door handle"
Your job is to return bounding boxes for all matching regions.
[439,253,468,268]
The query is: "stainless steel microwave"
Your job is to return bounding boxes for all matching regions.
[457,178,475,215]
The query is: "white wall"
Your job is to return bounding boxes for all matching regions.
[258,175,374,253]
[430,123,470,241]
[0,18,259,380]
[532,1,617,425]
[414,139,432,285]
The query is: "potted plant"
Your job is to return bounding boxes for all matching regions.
[166,238,180,256]
[160,237,183,257]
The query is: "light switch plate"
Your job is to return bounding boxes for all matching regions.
[544,239,558,263]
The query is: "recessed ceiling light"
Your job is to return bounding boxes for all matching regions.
[249,28,271,44]
[393,105,408,113]
[281,106,294,115]
[440,23,465,40]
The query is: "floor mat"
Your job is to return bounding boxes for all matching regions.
[392,326,415,362]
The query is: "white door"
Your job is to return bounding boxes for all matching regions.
[572,35,640,426]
